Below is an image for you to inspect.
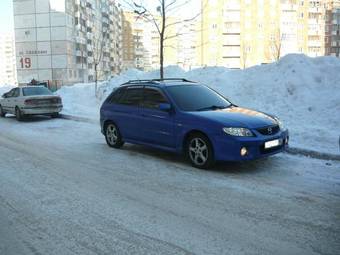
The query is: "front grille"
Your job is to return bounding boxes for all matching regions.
[257,125,280,135]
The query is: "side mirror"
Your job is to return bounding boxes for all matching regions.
[159,103,171,112]
[2,93,7,98]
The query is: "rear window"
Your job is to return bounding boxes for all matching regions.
[108,87,125,104]
[117,87,143,106]
[143,88,168,109]
[23,87,52,96]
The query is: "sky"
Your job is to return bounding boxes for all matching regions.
[0,0,14,34]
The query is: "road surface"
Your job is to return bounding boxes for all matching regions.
[0,116,339,255]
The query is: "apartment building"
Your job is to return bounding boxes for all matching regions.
[200,0,282,68]
[122,11,153,71]
[199,0,339,69]
[325,0,340,56]
[0,33,17,86]
[13,0,122,87]
[122,11,198,71]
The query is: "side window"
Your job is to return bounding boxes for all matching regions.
[143,88,168,109]
[117,87,143,106]
[6,89,15,98]
[108,88,125,104]
[13,88,20,97]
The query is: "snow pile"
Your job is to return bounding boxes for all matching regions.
[0,86,14,96]
[59,54,340,154]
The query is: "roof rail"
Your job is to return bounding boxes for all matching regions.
[151,78,195,82]
[121,80,158,85]
[122,78,195,86]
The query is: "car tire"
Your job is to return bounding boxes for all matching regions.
[186,133,215,169]
[51,112,59,118]
[15,107,24,121]
[104,122,124,148]
[0,105,5,117]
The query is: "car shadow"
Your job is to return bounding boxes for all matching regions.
[121,143,278,175]
[4,114,57,122]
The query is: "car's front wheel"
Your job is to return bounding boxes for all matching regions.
[15,107,24,121]
[0,105,6,117]
[105,122,124,148]
[186,133,215,169]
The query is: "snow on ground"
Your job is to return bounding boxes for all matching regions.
[0,116,339,255]
[21,54,340,154]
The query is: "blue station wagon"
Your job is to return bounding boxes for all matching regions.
[100,79,289,169]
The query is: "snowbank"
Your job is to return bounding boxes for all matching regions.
[58,54,340,154]
[0,86,14,96]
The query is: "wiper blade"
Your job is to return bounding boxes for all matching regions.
[196,105,228,111]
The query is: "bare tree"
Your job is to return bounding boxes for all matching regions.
[92,29,105,97]
[241,44,251,69]
[123,0,201,79]
[91,25,109,97]
[271,29,282,62]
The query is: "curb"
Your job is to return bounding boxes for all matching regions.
[286,147,340,162]
[60,113,340,162]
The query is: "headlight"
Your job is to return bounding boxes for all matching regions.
[274,117,285,131]
[223,127,254,137]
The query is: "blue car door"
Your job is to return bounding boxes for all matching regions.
[140,86,175,148]
[107,86,144,141]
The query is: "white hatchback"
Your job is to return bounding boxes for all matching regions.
[0,86,63,121]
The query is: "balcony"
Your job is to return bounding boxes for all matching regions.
[309,7,321,13]
[75,36,86,44]
[308,41,322,47]
[76,50,83,56]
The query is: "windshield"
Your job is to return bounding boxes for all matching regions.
[23,87,53,96]
[166,85,231,111]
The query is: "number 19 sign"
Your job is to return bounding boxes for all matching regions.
[20,57,32,69]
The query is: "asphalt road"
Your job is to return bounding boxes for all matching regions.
[0,116,339,255]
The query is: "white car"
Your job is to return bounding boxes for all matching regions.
[0,86,63,121]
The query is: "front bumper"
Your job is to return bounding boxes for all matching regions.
[212,129,289,161]
[21,105,63,115]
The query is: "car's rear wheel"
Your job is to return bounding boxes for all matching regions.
[186,133,215,169]
[15,107,24,121]
[0,105,6,117]
[105,122,124,148]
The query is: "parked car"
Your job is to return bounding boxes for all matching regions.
[100,79,289,169]
[0,86,63,121]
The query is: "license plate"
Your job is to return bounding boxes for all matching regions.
[264,139,281,149]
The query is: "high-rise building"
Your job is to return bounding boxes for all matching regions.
[13,0,122,87]
[325,0,340,56]
[199,0,340,69]
[199,0,282,69]
[122,11,153,71]
[122,11,198,71]
[0,33,17,86]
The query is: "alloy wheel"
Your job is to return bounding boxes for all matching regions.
[106,124,118,146]
[189,137,209,166]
